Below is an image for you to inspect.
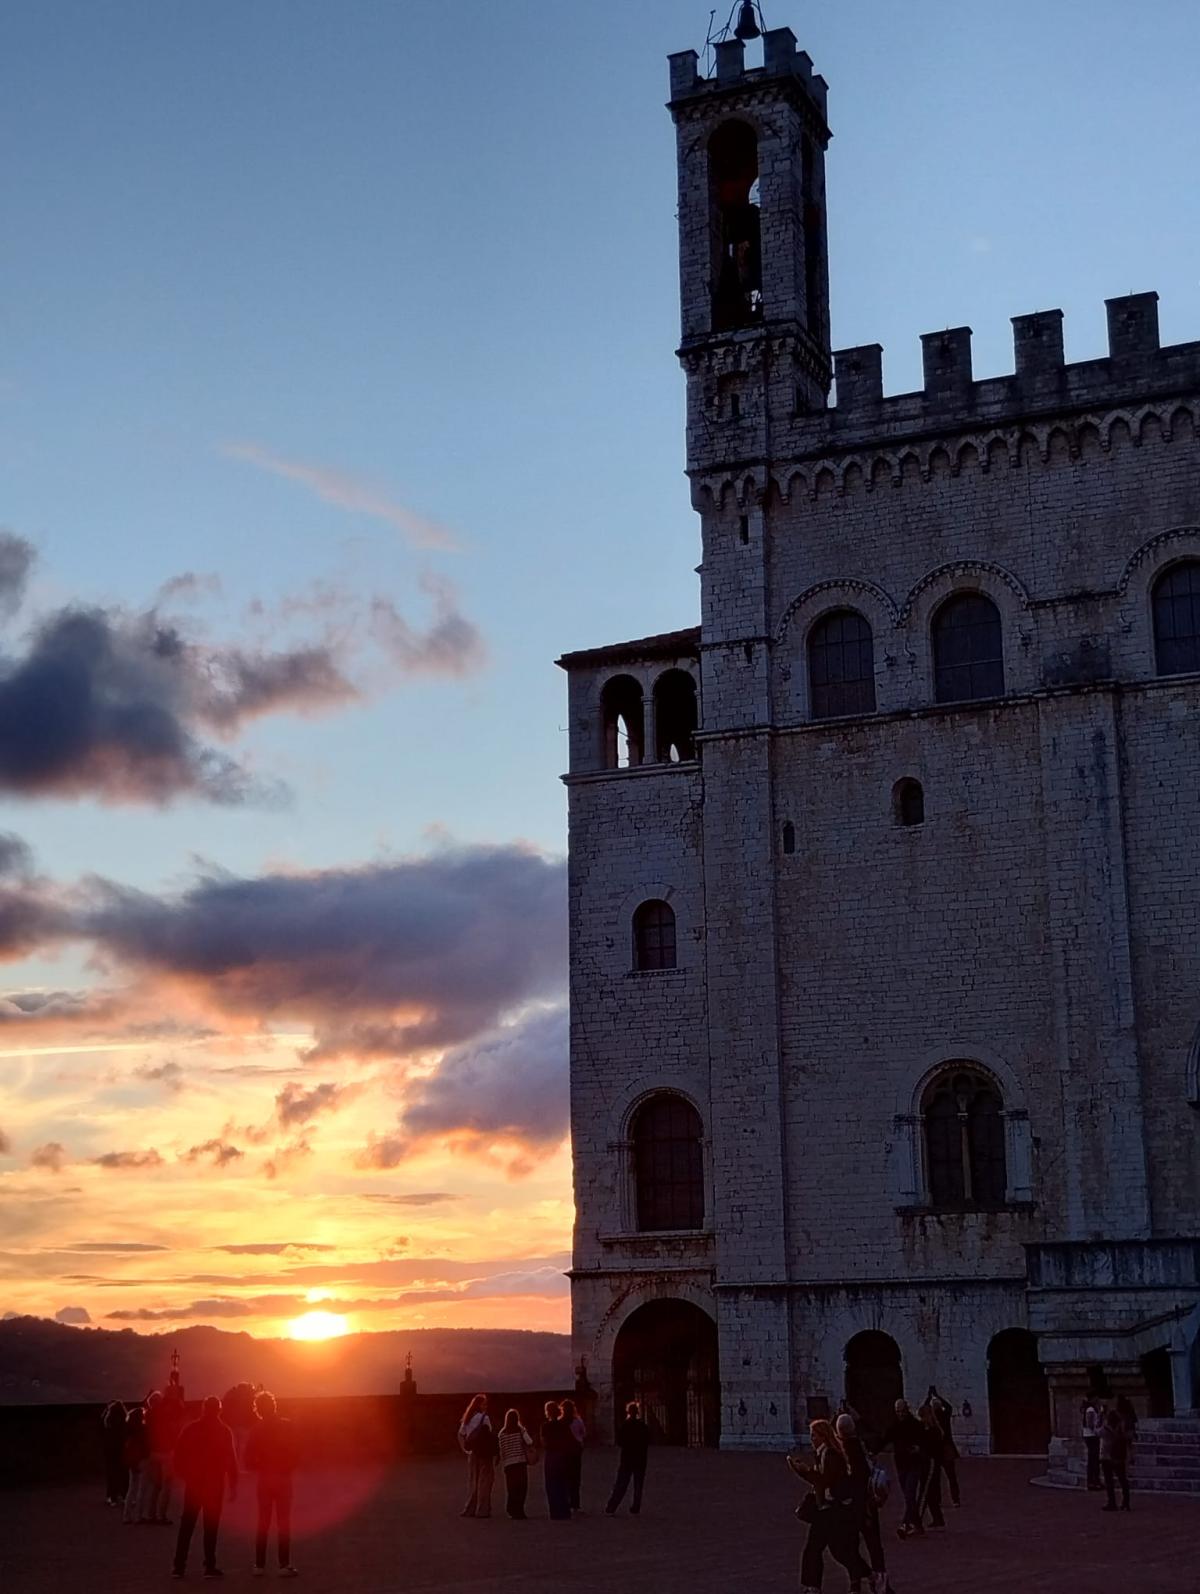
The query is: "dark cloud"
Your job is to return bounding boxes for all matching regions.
[369,574,487,678]
[274,1081,360,1129]
[92,1149,164,1171]
[64,1243,169,1254]
[358,1192,460,1207]
[357,1005,568,1176]
[30,1142,67,1173]
[133,1060,186,1092]
[54,1305,92,1325]
[180,1140,243,1168]
[215,1243,334,1256]
[0,532,35,618]
[0,833,33,880]
[83,844,566,1060]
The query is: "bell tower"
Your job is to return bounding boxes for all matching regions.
[668,26,832,474]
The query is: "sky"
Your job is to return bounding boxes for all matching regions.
[1,0,1198,1343]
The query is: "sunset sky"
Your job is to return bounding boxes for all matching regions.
[1,1,1196,1341]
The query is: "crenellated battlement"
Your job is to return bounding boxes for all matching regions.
[818,293,1200,452]
[668,26,828,119]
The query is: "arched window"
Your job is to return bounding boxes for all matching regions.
[933,594,1004,704]
[633,900,676,972]
[923,1066,1007,1210]
[709,121,761,332]
[632,1094,704,1232]
[601,676,644,770]
[893,778,925,828]
[808,609,876,719]
[1152,561,1200,677]
[654,670,698,762]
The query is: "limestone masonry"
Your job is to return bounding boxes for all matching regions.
[559,21,1200,1453]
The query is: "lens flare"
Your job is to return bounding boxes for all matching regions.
[289,1309,349,1341]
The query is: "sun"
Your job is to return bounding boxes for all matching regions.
[288,1309,349,1342]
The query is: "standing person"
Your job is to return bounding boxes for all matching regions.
[101,1401,128,1507]
[139,1391,167,1523]
[836,1413,892,1594]
[560,1397,586,1513]
[788,1419,874,1594]
[605,1400,650,1517]
[457,1395,495,1519]
[539,1401,573,1522]
[122,1405,150,1524]
[172,1395,238,1580]
[154,1382,187,1526]
[917,1403,947,1529]
[1100,1408,1131,1513]
[928,1385,961,1506]
[1082,1399,1104,1492]
[882,1398,928,1540]
[245,1390,300,1576]
[1115,1395,1139,1465]
[497,1408,536,1520]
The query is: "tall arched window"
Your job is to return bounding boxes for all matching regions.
[632,1094,704,1232]
[601,676,644,770]
[633,900,676,971]
[923,1066,1007,1209]
[808,609,876,719]
[654,670,698,762]
[932,594,1005,704]
[1152,561,1200,677]
[709,121,761,332]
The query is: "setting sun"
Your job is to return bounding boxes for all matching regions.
[289,1310,350,1342]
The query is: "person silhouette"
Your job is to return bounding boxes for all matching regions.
[172,1396,238,1579]
[245,1391,300,1577]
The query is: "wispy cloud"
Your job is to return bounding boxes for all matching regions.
[221,442,459,551]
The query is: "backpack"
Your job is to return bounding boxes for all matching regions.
[465,1418,493,1456]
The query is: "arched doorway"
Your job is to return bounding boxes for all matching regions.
[845,1331,903,1445]
[988,1329,1051,1454]
[1140,1347,1175,1418]
[612,1299,719,1447]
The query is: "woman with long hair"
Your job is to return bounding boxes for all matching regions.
[788,1418,874,1594]
[497,1408,536,1520]
[101,1401,128,1507]
[836,1412,892,1594]
[457,1394,495,1519]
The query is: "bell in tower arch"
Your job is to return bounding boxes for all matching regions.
[733,2,762,43]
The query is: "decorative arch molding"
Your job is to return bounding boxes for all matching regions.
[762,400,1200,503]
[590,1277,718,1376]
[1116,527,1200,596]
[903,1045,1029,1120]
[608,1078,707,1147]
[775,577,900,643]
[901,561,1031,625]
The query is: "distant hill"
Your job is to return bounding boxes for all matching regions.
[0,1316,572,1405]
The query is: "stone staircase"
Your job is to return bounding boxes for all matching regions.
[1042,1418,1200,1496]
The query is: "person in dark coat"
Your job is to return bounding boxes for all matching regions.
[172,1396,238,1578]
[539,1401,574,1521]
[1100,1408,1132,1512]
[244,1391,300,1576]
[605,1401,650,1516]
[122,1405,151,1525]
[928,1385,961,1506]
[917,1403,948,1528]
[882,1398,929,1539]
[560,1397,586,1513]
[101,1402,128,1507]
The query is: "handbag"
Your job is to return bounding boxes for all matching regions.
[794,1490,820,1523]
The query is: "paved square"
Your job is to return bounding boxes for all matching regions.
[3,1453,1195,1593]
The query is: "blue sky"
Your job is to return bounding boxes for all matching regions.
[0,1,1197,1333]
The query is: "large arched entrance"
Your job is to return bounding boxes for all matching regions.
[988,1329,1051,1454]
[845,1331,903,1445]
[612,1299,719,1447]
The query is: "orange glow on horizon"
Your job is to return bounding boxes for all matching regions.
[288,1310,350,1341]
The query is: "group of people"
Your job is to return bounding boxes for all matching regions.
[101,1388,300,1578]
[789,1388,962,1594]
[1081,1395,1138,1512]
[456,1395,650,1522]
